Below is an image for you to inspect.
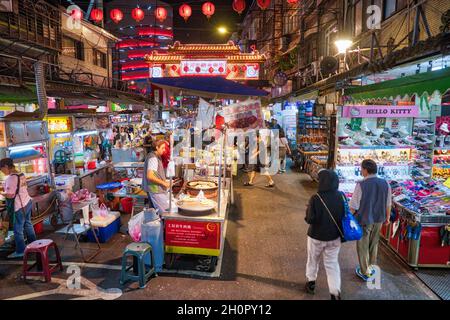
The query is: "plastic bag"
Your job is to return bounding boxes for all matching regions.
[341,194,363,241]
[93,203,109,218]
[128,211,144,242]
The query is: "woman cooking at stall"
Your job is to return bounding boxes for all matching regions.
[142,140,170,213]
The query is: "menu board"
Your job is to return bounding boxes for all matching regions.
[221,99,264,131]
[165,220,221,256]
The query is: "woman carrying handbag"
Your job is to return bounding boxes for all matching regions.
[0,158,36,259]
[304,169,345,300]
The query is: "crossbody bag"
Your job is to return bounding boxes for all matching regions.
[316,193,345,241]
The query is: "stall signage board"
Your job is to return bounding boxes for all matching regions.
[95,116,111,129]
[221,99,264,131]
[165,220,221,256]
[342,105,419,118]
[180,60,227,76]
[110,115,128,124]
[128,114,142,123]
[48,117,72,133]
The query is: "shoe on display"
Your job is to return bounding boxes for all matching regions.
[440,122,450,133]
[398,126,410,136]
[416,120,434,128]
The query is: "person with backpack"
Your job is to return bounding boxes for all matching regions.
[0,158,36,259]
[305,169,345,300]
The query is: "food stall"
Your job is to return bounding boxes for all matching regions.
[0,120,57,227]
[72,116,111,192]
[110,113,146,164]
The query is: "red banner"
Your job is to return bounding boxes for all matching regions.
[165,220,221,256]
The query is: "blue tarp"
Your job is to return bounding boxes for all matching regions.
[149,76,268,98]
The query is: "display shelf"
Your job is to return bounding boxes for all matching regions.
[12,154,44,163]
[338,145,413,150]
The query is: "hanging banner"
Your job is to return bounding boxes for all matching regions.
[165,220,221,256]
[342,105,419,118]
[221,99,264,131]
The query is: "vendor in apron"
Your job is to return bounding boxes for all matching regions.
[0,158,36,259]
[142,140,170,213]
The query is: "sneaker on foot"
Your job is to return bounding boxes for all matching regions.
[305,281,316,294]
[7,252,24,259]
[355,266,375,281]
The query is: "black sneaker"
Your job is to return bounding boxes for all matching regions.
[305,281,316,294]
[331,294,342,300]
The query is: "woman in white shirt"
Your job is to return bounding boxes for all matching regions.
[0,158,36,259]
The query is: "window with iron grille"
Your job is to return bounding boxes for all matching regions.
[93,49,107,69]
[62,36,84,61]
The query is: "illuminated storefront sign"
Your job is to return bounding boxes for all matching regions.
[47,117,73,133]
[180,60,227,76]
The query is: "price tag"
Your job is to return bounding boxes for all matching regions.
[444,177,450,189]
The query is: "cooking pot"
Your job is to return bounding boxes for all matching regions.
[185,180,218,199]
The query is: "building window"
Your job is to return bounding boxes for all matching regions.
[383,0,407,20]
[93,49,107,69]
[62,36,84,60]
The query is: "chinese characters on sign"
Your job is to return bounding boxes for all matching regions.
[165,220,221,256]
[48,117,73,133]
[221,99,264,131]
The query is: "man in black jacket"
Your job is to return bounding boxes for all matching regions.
[305,169,345,300]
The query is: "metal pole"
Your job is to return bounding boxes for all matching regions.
[217,131,223,217]
[168,132,174,213]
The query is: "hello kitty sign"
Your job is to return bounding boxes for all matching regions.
[342,105,419,118]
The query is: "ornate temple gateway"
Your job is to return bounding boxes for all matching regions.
[145,41,266,80]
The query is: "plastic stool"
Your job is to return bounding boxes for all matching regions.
[120,242,155,288]
[23,239,63,282]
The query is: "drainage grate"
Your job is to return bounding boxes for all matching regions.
[414,269,450,300]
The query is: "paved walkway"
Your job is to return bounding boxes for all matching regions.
[0,167,438,300]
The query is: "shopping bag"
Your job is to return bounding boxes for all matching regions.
[128,211,144,242]
[341,193,363,241]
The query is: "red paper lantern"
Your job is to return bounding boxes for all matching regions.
[218,67,224,73]
[241,65,247,72]
[202,2,215,19]
[132,7,145,22]
[195,66,201,73]
[208,67,214,73]
[183,66,189,72]
[257,0,271,10]
[232,0,246,14]
[71,8,83,21]
[171,65,178,71]
[161,64,166,70]
[90,8,103,23]
[287,0,298,3]
[232,65,238,72]
[110,8,123,23]
[155,7,168,22]
[179,4,192,21]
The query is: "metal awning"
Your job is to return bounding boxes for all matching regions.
[345,66,450,101]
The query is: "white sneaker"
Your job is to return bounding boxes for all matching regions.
[440,122,450,133]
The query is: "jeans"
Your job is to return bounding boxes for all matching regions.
[306,236,341,296]
[14,201,36,254]
[280,155,287,171]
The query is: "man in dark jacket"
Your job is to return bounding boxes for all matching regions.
[305,169,345,300]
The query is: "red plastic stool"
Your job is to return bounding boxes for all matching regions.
[23,239,63,282]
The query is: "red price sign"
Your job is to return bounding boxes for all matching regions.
[165,220,221,256]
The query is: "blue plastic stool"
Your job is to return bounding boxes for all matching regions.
[120,242,155,288]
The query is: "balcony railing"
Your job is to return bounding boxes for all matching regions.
[0,0,61,52]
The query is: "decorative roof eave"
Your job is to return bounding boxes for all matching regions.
[168,40,241,54]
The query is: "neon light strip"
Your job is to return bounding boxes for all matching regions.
[73,130,98,137]
[54,133,71,138]
[9,142,43,152]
